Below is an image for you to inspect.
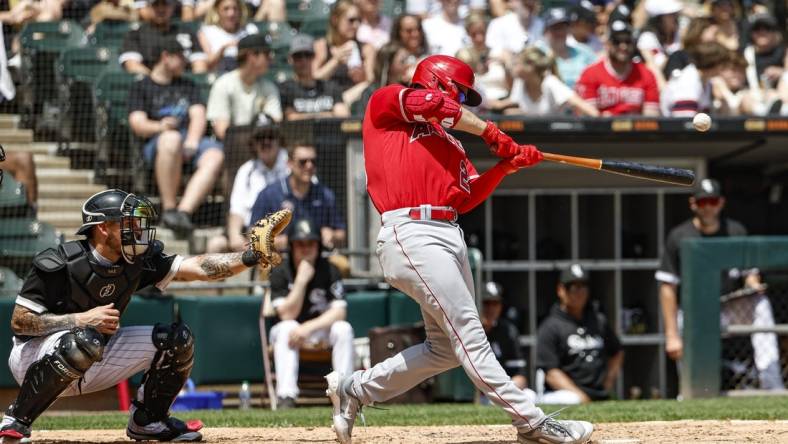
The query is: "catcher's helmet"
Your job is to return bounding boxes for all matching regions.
[411,55,482,107]
[289,218,320,242]
[76,189,157,264]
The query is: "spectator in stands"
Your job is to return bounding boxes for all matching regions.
[570,1,602,55]
[280,34,349,121]
[661,42,730,116]
[390,13,429,60]
[268,218,354,409]
[485,0,544,63]
[656,178,783,390]
[1,151,37,208]
[206,124,288,253]
[536,264,624,404]
[120,0,207,75]
[357,0,391,50]
[575,20,660,116]
[250,142,346,250]
[480,281,536,400]
[251,0,286,22]
[507,46,598,116]
[351,41,416,115]
[313,0,375,104]
[742,13,787,116]
[198,0,258,74]
[423,0,469,56]
[637,0,683,88]
[87,0,135,34]
[128,38,223,235]
[0,0,66,26]
[456,12,513,113]
[663,17,718,80]
[536,7,597,89]
[206,33,282,140]
[406,0,487,19]
[707,0,742,52]
[711,52,754,116]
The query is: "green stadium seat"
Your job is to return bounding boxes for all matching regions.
[176,296,265,384]
[0,267,23,299]
[89,20,132,49]
[0,218,61,277]
[298,17,328,38]
[380,0,404,17]
[346,290,388,338]
[0,299,18,387]
[19,21,85,53]
[57,46,120,145]
[285,0,330,26]
[93,70,140,189]
[0,175,32,218]
[254,21,297,66]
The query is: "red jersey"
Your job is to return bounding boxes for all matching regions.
[363,84,479,214]
[575,58,659,115]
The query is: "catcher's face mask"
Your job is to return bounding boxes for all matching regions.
[119,194,157,264]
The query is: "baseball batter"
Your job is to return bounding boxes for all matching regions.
[325,55,594,444]
[0,189,273,443]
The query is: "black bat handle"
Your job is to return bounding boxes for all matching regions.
[601,160,696,186]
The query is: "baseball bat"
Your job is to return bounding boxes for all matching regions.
[542,152,695,186]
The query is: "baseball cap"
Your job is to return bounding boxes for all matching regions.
[289,34,315,56]
[560,264,589,285]
[608,3,632,24]
[644,0,682,17]
[481,282,504,303]
[250,123,280,143]
[154,37,184,60]
[693,178,722,199]
[609,19,633,36]
[238,33,270,52]
[544,7,570,28]
[749,13,778,30]
[289,218,320,242]
[571,1,596,24]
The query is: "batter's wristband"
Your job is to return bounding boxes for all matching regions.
[241,249,261,267]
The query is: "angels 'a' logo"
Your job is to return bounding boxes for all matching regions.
[99,283,116,298]
[459,161,470,193]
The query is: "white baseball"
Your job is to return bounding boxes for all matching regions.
[693,113,712,132]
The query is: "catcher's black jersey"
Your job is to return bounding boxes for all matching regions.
[269,256,345,324]
[16,239,179,322]
[536,304,622,401]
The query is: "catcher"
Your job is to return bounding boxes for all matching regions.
[0,189,290,442]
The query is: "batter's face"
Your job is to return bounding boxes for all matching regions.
[557,281,589,314]
[690,196,724,225]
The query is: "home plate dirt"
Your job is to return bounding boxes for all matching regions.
[25,420,788,443]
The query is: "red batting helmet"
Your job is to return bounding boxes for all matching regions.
[411,55,482,107]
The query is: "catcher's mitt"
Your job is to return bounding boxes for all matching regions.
[249,209,292,269]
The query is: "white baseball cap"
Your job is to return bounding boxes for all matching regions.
[644,0,683,17]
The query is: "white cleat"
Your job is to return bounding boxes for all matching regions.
[325,371,363,444]
[517,411,593,444]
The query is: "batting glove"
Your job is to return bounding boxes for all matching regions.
[481,120,520,158]
[500,144,544,174]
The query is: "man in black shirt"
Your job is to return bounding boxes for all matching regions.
[267,219,354,408]
[0,189,273,442]
[656,178,783,390]
[536,265,623,404]
[279,34,350,121]
[480,281,537,402]
[119,0,207,75]
[128,37,223,235]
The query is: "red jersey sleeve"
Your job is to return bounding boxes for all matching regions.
[575,65,598,104]
[642,66,660,105]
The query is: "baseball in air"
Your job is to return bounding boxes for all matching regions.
[693,113,712,132]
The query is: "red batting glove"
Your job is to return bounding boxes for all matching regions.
[481,120,520,158]
[500,144,544,174]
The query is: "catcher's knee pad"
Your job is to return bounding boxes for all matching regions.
[136,322,195,424]
[7,328,104,425]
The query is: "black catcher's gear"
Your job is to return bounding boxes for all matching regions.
[6,328,105,425]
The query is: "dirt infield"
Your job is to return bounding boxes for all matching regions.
[25,420,788,443]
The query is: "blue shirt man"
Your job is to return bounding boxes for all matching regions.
[250,144,346,249]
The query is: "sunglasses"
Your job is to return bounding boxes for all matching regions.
[696,197,721,207]
[296,157,316,167]
[291,51,314,60]
[611,36,633,46]
[346,16,361,23]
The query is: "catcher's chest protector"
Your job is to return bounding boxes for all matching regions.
[61,241,143,314]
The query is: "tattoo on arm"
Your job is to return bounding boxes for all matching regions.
[11,306,76,337]
[197,252,243,280]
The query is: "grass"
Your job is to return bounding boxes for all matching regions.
[34,396,788,430]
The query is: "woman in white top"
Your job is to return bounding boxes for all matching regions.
[198,0,258,73]
[506,46,598,116]
[637,0,683,88]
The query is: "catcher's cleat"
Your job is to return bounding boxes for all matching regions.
[325,371,363,444]
[0,415,31,444]
[126,404,203,442]
[517,409,593,444]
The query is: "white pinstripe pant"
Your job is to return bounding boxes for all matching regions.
[8,326,157,396]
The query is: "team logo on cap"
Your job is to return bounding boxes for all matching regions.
[701,179,714,193]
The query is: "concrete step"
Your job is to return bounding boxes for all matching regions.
[0,129,33,143]
[36,198,84,213]
[38,212,83,227]
[38,183,105,199]
[33,154,70,169]
[3,142,56,155]
[0,114,20,130]
[37,169,94,185]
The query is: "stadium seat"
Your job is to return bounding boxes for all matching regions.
[297,17,328,38]
[254,21,296,67]
[92,70,140,189]
[88,20,133,49]
[0,267,23,299]
[380,0,404,17]
[0,217,61,276]
[0,175,32,218]
[285,0,330,28]
[17,21,86,135]
[56,46,120,146]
